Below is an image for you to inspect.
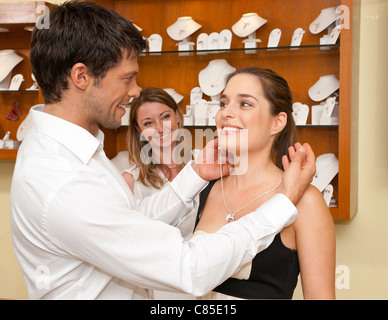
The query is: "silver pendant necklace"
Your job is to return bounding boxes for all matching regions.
[220,162,282,223]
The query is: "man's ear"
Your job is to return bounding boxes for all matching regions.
[271,112,288,135]
[70,63,92,90]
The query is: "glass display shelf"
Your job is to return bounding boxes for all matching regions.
[183,124,339,128]
[0,90,38,93]
[140,44,339,57]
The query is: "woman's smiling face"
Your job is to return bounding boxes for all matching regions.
[216,73,279,156]
[135,101,180,150]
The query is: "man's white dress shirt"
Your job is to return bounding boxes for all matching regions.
[10,105,297,299]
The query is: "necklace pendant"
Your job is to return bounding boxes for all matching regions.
[226,213,235,223]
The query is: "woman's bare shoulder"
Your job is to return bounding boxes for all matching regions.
[294,184,333,227]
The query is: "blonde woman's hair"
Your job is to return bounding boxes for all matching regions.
[127,87,185,189]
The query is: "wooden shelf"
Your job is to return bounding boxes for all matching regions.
[0,0,358,221]
[0,148,18,159]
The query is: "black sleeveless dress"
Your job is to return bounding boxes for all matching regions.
[195,180,300,299]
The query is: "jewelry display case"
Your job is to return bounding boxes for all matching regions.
[0,1,47,159]
[0,0,358,221]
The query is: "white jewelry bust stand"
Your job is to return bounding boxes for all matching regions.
[311,153,339,192]
[232,13,267,49]
[309,74,339,102]
[163,88,183,104]
[198,59,236,99]
[167,17,201,51]
[309,7,341,35]
[0,49,23,90]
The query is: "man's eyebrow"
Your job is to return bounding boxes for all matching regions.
[121,71,138,77]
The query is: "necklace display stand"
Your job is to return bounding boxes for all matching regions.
[309,7,341,34]
[0,49,23,90]
[167,17,201,53]
[311,153,339,193]
[309,74,339,102]
[232,13,267,50]
[198,59,236,99]
[163,88,183,104]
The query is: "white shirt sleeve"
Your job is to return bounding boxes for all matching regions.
[136,161,207,226]
[45,170,296,296]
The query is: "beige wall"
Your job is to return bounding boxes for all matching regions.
[294,0,388,299]
[0,0,387,299]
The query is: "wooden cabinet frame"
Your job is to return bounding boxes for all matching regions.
[0,0,358,220]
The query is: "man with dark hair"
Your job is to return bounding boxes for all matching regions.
[11,1,315,299]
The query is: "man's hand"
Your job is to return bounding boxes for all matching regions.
[279,142,316,205]
[191,139,232,181]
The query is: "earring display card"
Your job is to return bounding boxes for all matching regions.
[292,102,309,125]
[311,153,339,192]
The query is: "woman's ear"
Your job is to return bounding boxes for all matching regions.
[271,112,288,135]
[70,63,91,90]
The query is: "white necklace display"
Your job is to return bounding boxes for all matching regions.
[308,74,339,102]
[292,102,309,125]
[232,13,267,49]
[311,153,338,192]
[198,59,236,97]
[232,13,267,38]
[0,49,23,90]
[167,16,202,41]
[309,7,341,35]
[163,88,183,104]
[220,165,282,223]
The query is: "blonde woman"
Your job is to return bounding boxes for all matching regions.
[123,87,197,299]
